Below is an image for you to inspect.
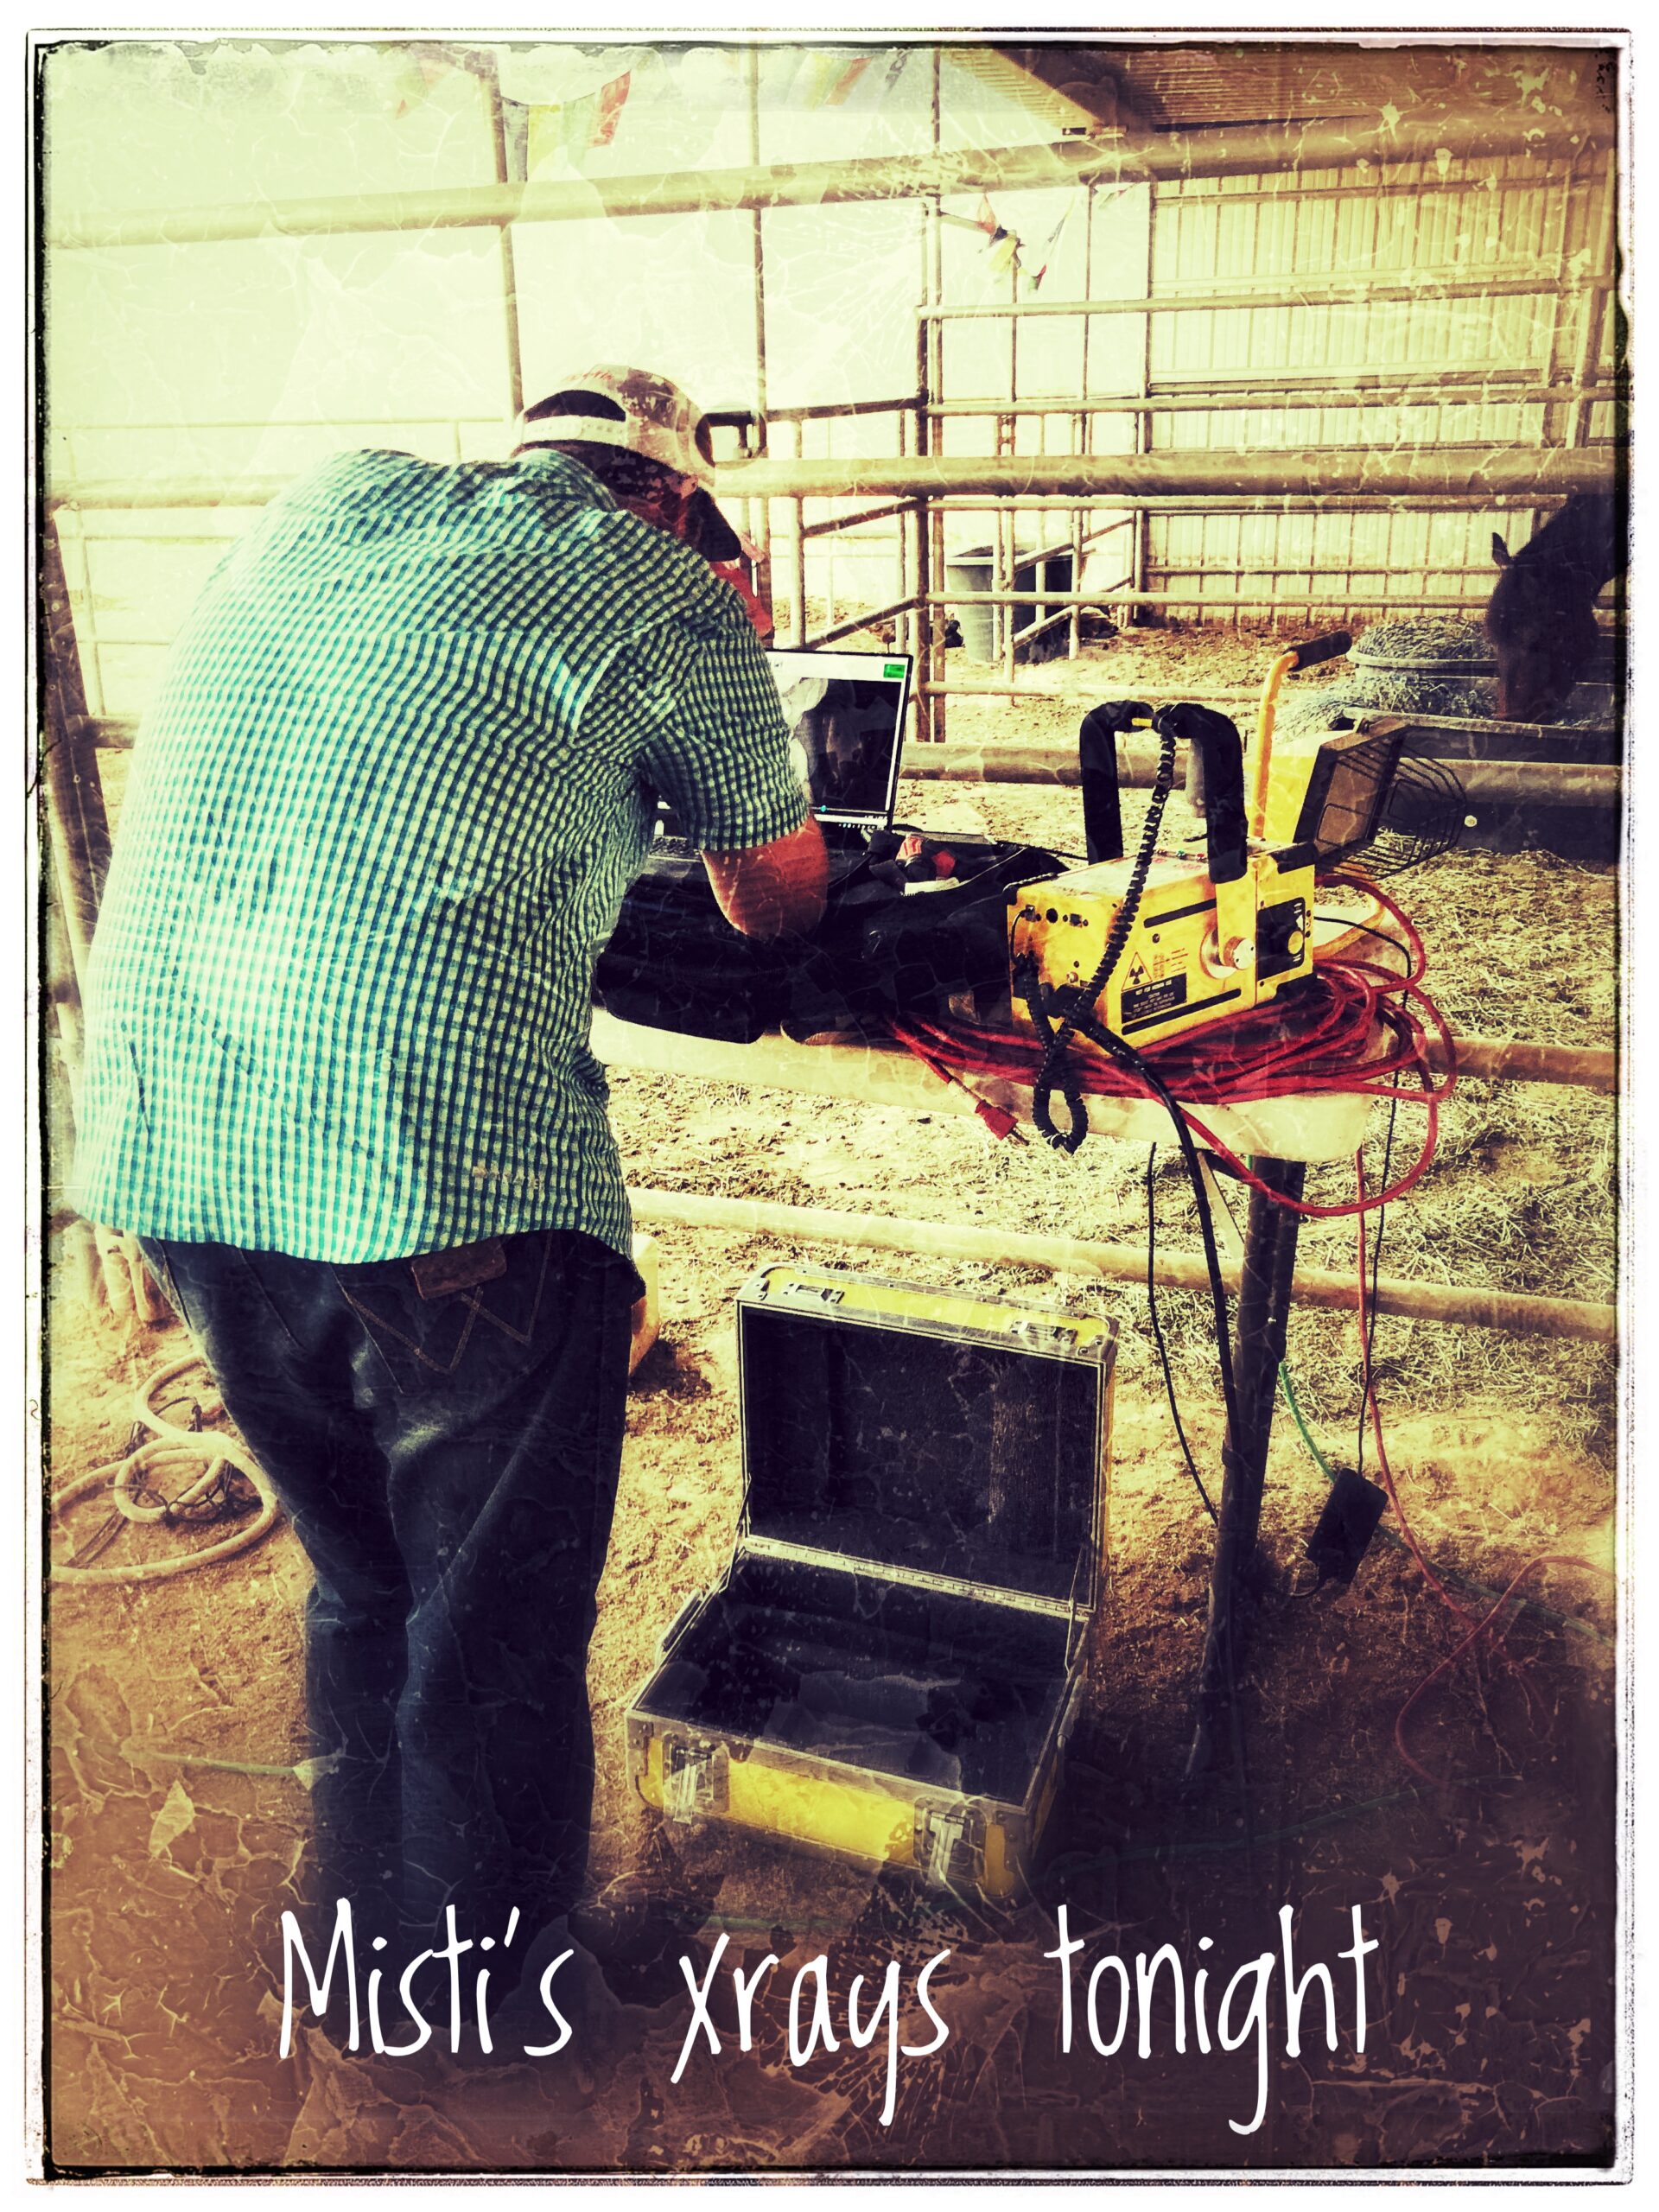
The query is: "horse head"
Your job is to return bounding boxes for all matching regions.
[1484,531,1601,723]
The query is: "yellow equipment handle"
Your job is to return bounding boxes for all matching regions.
[1248,630,1352,840]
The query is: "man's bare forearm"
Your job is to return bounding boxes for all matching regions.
[700,815,830,939]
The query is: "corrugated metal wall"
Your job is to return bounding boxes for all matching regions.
[1142,149,1618,623]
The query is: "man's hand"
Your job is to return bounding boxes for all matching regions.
[700,815,829,940]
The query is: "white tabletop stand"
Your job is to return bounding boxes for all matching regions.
[596,984,1386,1784]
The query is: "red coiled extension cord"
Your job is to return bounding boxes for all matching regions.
[891,867,1608,1785]
[889,874,1456,1222]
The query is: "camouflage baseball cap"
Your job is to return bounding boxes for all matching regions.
[516,365,717,488]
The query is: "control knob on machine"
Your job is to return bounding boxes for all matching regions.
[1201,927,1256,978]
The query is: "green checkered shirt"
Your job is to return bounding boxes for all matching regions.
[72,447,804,1262]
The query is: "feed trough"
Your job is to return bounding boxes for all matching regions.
[1280,618,1619,734]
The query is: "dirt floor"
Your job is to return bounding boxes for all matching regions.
[43,623,1621,2176]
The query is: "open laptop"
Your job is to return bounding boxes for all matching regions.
[655,647,912,868]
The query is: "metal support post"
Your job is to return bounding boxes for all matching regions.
[1186,1154,1307,1781]
[482,63,524,422]
[1538,146,1585,456]
[907,193,928,739]
[1133,184,1156,626]
[40,519,112,994]
[738,55,774,623]
[921,48,946,745]
[1569,178,1618,451]
[1069,182,1095,661]
[787,420,807,647]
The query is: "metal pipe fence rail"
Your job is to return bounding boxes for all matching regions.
[44,89,1618,728]
[625,1187,1616,1344]
[46,448,1619,516]
[73,710,1623,823]
[73,705,1621,768]
[44,112,1612,250]
[925,383,1621,416]
[931,586,1553,612]
[893,735,1619,812]
[52,446,1620,731]
[723,451,1621,501]
[918,273,1618,323]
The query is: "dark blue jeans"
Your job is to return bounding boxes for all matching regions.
[139,1229,640,1955]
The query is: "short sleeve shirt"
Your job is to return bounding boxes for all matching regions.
[70,447,806,1262]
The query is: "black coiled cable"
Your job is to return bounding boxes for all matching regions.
[1014,961,1247,1471]
[1026,720,1181,1155]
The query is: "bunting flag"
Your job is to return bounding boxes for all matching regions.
[1028,200,1075,293]
[784,50,876,109]
[976,191,1021,276]
[773,45,911,111]
[985,226,1020,279]
[525,98,591,170]
[877,48,913,98]
[500,96,529,183]
[836,48,913,110]
[528,98,588,175]
[521,69,633,173]
[591,69,632,146]
[314,45,454,118]
[822,54,873,105]
[389,51,454,119]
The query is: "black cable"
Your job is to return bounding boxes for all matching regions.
[1017,960,1248,1469]
[1009,722,1253,1837]
[1144,1143,1218,1523]
[1356,1087,1402,1477]
[1037,988,1260,1825]
[1070,1006,1250,1858]
[1313,912,1414,975]
[1028,725,1179,1154]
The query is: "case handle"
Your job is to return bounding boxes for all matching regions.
[1077,701,1153,864]
[1153,702,1248,884]
[1286,628,1352,672]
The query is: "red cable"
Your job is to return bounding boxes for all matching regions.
[892,867,1605,1788]
[1355,1152,1478,1630]
[888,874,1455,1221]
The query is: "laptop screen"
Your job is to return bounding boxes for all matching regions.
[766,647,912,832]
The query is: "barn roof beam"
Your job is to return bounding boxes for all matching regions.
[963,46,1158,135]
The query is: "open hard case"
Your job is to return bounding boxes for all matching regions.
[625,1265,1116,1900]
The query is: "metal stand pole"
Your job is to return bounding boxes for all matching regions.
[1185,1154,1306,1780]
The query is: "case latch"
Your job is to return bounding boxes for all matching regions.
[663,1738,728,1823]
[917,1806,969,1892]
